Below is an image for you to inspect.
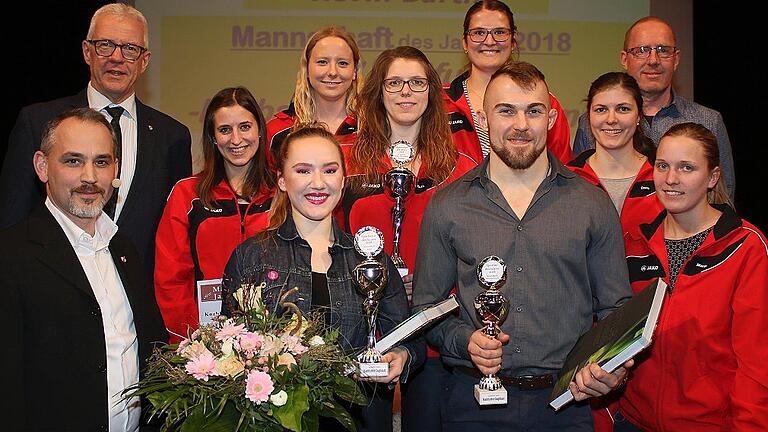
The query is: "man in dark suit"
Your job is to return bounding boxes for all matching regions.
[0,3,191,274]
[0,108,167,431]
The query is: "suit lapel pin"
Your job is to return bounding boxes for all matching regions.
[148,124,154,131]
[120,256,127,263]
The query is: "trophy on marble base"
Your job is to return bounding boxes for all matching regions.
[384,140,415,278]
[353,226,389,377]
[473,256,510,405]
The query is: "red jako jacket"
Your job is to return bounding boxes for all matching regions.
[266,102,357,163]
[599,205,768,431]
[567,149,664,246]
[154,177,272,342]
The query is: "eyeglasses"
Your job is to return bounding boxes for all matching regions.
[465,27,513,43]
[625,45,677,59]
[383,78,429,93]
[87,39,147,61]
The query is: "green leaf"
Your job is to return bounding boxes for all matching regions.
[272,385,310,432]
[334,375,367,405]
[179,400,239,432]
[318,399,357,432]
[301,407,320,432]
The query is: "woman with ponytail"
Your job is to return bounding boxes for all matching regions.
[221,124,423,432]
[154,87,274,343]
[605,122,768,431]
[567,72,663,244]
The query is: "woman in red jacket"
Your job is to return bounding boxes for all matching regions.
[266,26,362,158]
[567,72,663,243]
[155,87,275,343]
[443,0,572,164]
[610,123,768,431]
[343,45,477,432]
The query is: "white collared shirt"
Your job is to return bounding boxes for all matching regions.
[87,83,138,221]
[45,198,140,432]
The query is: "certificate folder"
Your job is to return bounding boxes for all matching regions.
[549,278,667,410]
[377,296,459,353]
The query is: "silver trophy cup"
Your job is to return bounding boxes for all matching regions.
[384,140,415,277]
[353,226,389,377]
[473,256,510,405]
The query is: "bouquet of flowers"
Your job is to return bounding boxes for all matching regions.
[126,281,366,431]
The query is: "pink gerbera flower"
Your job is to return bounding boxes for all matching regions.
[216,323,246,341]
[239,332,264,353]
[185,352,217,381]
[245,370,274,404]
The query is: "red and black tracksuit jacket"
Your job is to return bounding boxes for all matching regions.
[567,149,663,246]
[598,205,768,431]
[266,102,357,161]
[154,177,273,342]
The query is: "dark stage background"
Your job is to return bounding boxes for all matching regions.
[2,1,764,231]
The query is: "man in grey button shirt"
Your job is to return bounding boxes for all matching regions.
[412,62,633,431]
[573,16,735,199]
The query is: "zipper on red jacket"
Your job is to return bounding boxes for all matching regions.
[651,228,714,432]
[654,277,672,432]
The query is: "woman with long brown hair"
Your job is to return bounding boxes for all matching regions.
[222,124,422,432]
[266,26,363,157]
[343,45,477,432]
[444,0,572,164]
[155,87,275,343]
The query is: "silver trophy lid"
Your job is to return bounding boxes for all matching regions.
[477,256,506,288]
[389,140,415,166]
[354,226,385,258]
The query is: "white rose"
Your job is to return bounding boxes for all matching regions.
[260,335,285,357]
[270,390,288,406]
[214,354,244,378]
[181,341,212,360]
[309,336,325,347]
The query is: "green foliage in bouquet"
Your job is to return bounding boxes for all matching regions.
[125,282,367,431]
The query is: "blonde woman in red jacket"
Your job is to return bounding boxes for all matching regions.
[266,26,362,158]
[154,87,275,343]
[608,123,768,431]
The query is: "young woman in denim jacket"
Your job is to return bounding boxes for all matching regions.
[222,124,423,432]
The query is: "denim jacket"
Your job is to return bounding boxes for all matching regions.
[221,215,424,381]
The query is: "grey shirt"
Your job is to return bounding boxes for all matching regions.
[411,153,632,376]
[573,91,735,199]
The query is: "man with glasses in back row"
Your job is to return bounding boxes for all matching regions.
[573,16,735,199]
[0,3,191,275]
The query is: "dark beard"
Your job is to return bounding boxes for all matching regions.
[490,139,546,170]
